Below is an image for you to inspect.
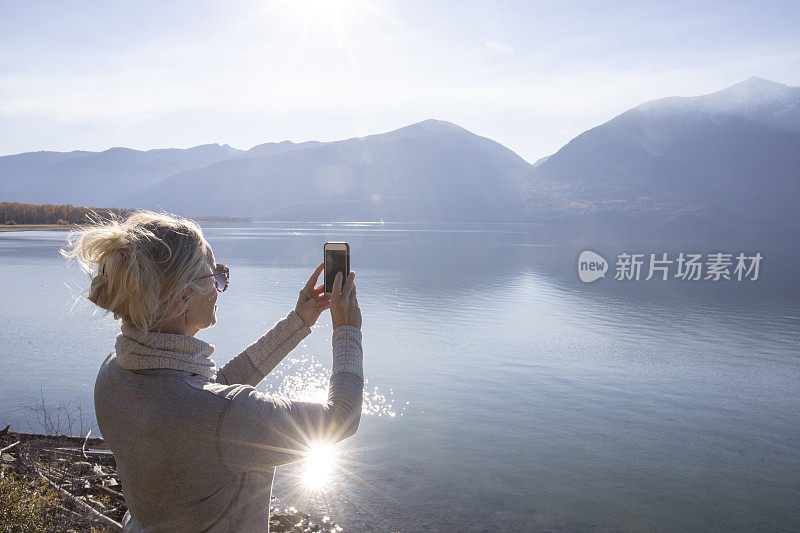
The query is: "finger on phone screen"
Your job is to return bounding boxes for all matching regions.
[333,271,343,297]
[342,272,354,299]
[306,262,324,291]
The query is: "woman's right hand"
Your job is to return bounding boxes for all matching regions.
[330,271,361,330]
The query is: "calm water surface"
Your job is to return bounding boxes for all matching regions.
[1,222,798,532]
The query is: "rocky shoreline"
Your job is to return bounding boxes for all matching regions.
[0,427,342,532]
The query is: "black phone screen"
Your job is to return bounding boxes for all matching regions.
[325,247,349,293]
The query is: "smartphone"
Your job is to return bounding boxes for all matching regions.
[324,242,350,294]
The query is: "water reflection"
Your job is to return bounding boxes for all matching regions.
[261,352,409,496]
[2,223,799,532]
[262,354,408,418]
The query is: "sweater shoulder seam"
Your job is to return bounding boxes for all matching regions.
[214,385,279,474]
[215,397,236,476]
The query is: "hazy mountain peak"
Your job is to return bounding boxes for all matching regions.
[629,77,799,129]
[393,119,466,135]
[728,76,786,90]
[191,143,225,149]
[708,76,795,103]
[183,143,243,154]
[245,139,325,157]
[416,118,460,128]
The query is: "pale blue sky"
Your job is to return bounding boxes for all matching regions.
[1,0,799,161]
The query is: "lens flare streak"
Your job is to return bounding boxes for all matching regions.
[262,353,410,496]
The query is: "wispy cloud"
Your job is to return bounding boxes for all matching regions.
[484,39,515,56]
[1,0,799,160]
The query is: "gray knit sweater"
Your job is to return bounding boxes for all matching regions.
[94,310,363,532]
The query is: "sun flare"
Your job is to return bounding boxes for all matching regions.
[301,442,337,490]
[282,0,380,53]
[292,0,358,17]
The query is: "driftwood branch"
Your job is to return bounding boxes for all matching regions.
[55,503,87,521]
[82,429,92,460]
[52,447,114,458]
[32,463,123,531]
[46,446,116,467]
[7,430,105,448]
[0,440,20,454]
[97,483,125,500]
[1,429,336,532]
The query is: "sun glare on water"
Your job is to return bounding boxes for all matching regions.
[262,354,410,492]
[301,442,337,490]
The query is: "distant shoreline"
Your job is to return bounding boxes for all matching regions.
[3,221,798,234]
[0,224,78,232]
[1,218,255,232]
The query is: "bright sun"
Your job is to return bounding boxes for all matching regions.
[293,0,358,17]
[301,442,337,490]
[245,0,391,58]
[298,0,355,51]
[283,0,379,52]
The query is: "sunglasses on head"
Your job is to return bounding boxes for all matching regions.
[196,263,229,293]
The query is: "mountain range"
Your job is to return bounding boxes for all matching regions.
[1,77,798,226]
[524,76,800,226]
[114,120,530,222]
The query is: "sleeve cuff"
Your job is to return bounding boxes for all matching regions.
[245,309,312,374]
[287,309,313,335]
[332,326,363,381]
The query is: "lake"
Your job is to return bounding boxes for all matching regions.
[1,222,799,532]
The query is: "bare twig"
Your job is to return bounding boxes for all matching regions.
[1,440,20,454]
[97,484,125,500]
[22,388,96,437]
[82,429,92,460]
[32,464,123,531]
[55,503,87,520]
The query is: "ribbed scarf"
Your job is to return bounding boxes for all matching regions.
[115,322,217,379]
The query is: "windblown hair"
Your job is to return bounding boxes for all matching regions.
[60,209,214,332]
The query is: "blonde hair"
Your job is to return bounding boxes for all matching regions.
[60,209,214,332]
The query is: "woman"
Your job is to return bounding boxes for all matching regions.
[60,210,363,532]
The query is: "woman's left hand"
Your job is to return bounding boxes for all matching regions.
[295,262,331,327]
